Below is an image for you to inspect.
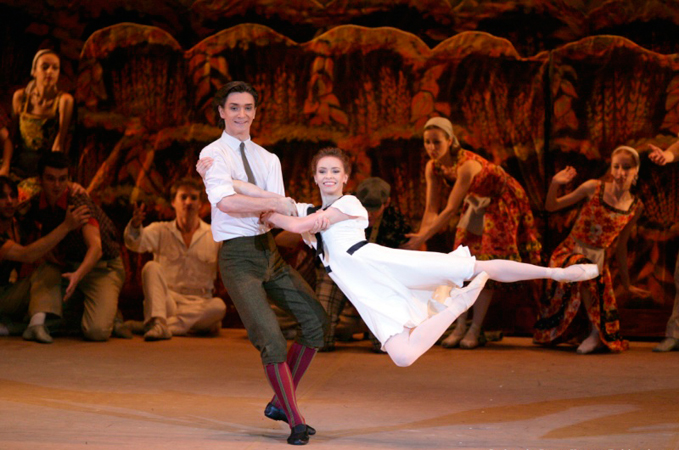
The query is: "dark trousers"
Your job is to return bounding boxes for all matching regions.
[219,232,327,364]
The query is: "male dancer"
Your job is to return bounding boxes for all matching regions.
[199,81,327,445]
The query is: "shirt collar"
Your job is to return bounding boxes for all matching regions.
[38,187,70,210]
[221,130,251,153]
[171,218,210,246]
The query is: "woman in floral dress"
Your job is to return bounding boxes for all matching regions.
[403,117,541,349]
[534,146,649,354]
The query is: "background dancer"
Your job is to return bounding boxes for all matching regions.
[403,117,542,349]
[534,146,647,354]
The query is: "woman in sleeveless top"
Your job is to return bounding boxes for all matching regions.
[403,117,542,349]
[10,49,73,179]
[534,146,649,354]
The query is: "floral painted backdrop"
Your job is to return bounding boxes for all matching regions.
[0,0,677,336]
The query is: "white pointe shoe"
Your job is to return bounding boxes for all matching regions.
[444,272,490,313]
[555,264,599,283]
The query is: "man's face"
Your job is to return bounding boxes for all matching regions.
[171,186,202,221]
[0,184,17,220]
[41,166,69,205]
[218,92,256,140]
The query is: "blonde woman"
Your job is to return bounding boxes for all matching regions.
[11,49,73,178]
[534,146,648,354]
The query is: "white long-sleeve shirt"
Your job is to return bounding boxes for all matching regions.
[199,131,285,241]
[124,219,219,297]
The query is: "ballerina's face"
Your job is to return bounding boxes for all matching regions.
[610,151,638,191]
[314,156,348,197]
[423,128,453,161]
[34,53,61,89]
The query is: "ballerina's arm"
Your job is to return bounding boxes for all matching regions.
[263,207,352,235]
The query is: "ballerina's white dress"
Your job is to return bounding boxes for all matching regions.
[296,195,487,347]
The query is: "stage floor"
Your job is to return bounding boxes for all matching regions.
[1,330,678,449]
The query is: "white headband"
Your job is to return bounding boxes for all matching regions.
[424,117,454,139]
[31,49,58,77]
[612,145,640,167]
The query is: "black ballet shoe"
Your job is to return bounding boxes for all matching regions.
[265,402,316,435]
[287,424,310,445]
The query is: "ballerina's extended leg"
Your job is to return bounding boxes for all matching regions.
[384,272,489,367]
[474,260,599,283]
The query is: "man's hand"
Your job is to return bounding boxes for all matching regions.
[275,197,297,216]
[196,157,214,178]
[64,205,91,231]
[62,271,82,301]
[69,182,88,196]
[260,211,275,228]
[131,202,146,228]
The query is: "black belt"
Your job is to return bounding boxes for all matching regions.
[347,240,368,255]
[323,240,367,274]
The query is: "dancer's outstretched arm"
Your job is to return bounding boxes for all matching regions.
[263,207,351,235]
[403,159,480,249]
[545,166,597,212]
[648,142,679,166]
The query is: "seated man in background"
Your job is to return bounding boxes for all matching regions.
[25,153,125,342]
[124,177,225,341]
[0,176,89,341]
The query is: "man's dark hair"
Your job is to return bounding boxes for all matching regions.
[38,152,71,177]
[212,81,259,129]
[170,177,205,202]
[0,175,18,198]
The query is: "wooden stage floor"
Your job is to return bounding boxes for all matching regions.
[1,330,678,449]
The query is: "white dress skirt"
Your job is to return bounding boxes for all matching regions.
[297,195,484,347]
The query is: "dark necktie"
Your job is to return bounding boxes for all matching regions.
[307,195,343,260]
[307,205,324,259]
[239,141,256,185]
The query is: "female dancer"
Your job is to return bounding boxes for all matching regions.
[202,148,598,367]
[533,146,647,354]
[403,117,541,349]
[11,49,73,179]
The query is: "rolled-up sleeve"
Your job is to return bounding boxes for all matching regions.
[200,146,236,207]
[124,222,161,254]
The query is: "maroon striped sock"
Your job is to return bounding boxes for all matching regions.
[264,362,304,427]
[272,343,317,410]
